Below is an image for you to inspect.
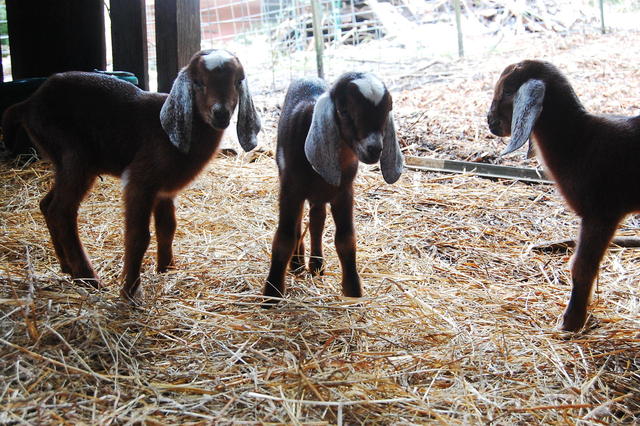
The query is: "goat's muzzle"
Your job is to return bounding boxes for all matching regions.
[487,113,508,137]
[356,133,383,164]
[211,105,231,130]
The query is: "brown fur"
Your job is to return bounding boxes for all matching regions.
[1,50,256,302]
[488,60,640,331]
[263,73,398,306]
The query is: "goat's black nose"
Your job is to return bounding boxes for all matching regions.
[211,107,231,129]
[213,108,230,122]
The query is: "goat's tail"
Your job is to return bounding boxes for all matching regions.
[1,102,27,154]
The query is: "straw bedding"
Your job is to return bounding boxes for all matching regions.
[1,31,639,423]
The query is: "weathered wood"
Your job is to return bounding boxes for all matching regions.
[453,0,464,57]
[310,0,324,79]
[110,0,149,90]
[6,0,106,79]
[155,0,201,93]
[405,156,553,184]
[531,237,640,253]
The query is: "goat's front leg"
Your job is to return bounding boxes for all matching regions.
[154,197,176,273]
[44,172,100,287]
[561,217,618,332]
[263,192,305,306]
[330,189,361,298]
[289,212,306,274]
[309,202,326,276]
[120,186,155,302]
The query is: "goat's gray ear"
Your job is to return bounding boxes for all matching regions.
[380,114,403,184]
[236,78,261,152]
[160,70,193,154]
[304,93,341,186]
[502,79,545,156]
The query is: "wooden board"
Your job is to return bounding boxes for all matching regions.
[405,156,553,184]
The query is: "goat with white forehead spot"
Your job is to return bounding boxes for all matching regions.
[263,72,403,306]
[1,49,261,302]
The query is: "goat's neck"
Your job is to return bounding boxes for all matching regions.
[533,83,588,173]
[189,118,224,162]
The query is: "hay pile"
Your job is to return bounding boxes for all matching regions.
[2,31,639,424]
[2,154,639,423]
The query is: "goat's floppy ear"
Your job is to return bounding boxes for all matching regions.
[237,78,261,152]
[160,70,193,154]
[502,79,545,156]
[380,114,403,184]
[304,93,341,186]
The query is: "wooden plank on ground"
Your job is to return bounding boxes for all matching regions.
[531,237,640,252]
[405,156,553,184]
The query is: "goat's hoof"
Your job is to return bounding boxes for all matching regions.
[558,310,587,332]
[157,263,176,273]
[289,262,306,276]
[262,283,284,308]
[309,259,324,276]
[120,286,144,306]
[73,277,105,290]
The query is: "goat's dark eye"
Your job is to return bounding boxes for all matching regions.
[193,80,205,90]
[236,79,243,88]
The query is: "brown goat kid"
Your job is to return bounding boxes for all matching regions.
[487,59,640,332]
[263,73,403,305]
[2,49,261,302]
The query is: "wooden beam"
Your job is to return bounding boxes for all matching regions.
[155,0,201,93]
[110,0,149,90]
[6,0,106,79]
[531,237,640,253]
[405,156,552,184]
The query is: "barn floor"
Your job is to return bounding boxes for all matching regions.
[1,30,640,423]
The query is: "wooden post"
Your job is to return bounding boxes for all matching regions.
[310,0,324,79]
[155,0,201,93]
[110,0,149,90]
[0,39,3,83]
[599,0,605,34]
[453,0,464,58]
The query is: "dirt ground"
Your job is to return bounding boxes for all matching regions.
[1,29,639,423]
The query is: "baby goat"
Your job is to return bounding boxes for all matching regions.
[487,59,640,331]
[263,72,403,305]
[2,49,261,302]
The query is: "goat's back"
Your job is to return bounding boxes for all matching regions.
[21,72,167,174]
[276,78,327,171]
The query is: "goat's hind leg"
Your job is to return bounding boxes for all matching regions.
[154,196,176,273]
[289,213,306,274]
[40,187,71,274]
[561,217,618,332]
[309,202,326,276]
[46,170,100,288]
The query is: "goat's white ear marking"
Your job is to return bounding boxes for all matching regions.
[236,77,261,152]
[380,114,404,184]
[160,69,193,153]
[203,50,234,70]
[352,74,386,105]
[502,79,545,156]
[305,93,342,186]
